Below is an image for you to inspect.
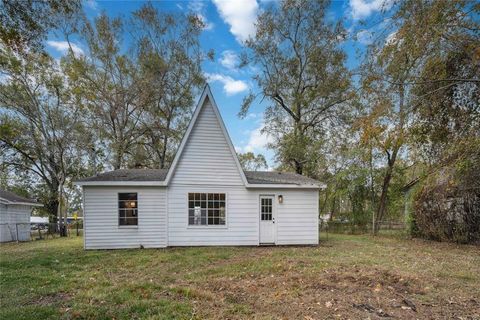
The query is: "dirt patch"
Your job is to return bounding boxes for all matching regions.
[179,266,479,319]
[30,292,71,306]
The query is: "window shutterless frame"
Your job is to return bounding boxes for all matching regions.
[118,193,138,226]
[187,192,227,227]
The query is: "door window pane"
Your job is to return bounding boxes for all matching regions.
[261,198,272,221]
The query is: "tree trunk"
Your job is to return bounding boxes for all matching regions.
[373,164,394,235]
[57,183,64,236]
[113,151,122,170]
[320,188,330,218]
[372,83,405,236]
[369,143,376,209]
[330,195,337,221]
[294,160,303,175]
[160,135,168,169]
[159,116,172,169]
[293,118,304,175]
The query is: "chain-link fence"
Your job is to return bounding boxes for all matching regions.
[0,221,83,242]
[319,219,405,235]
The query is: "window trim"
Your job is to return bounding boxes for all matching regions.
[186,192,228,229]
[118,192,139,228]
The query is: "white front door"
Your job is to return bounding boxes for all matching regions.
[259,195,275,244]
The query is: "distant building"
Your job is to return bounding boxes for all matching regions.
[0,189,43,242]
[31,216,49,224]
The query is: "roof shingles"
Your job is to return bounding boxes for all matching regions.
[0,189,40,205]
[76,168,322,186]
[244,171,321,186]
[76,169,169,182]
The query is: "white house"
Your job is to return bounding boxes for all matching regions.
[75,86,324,249]
[0,189,43,242]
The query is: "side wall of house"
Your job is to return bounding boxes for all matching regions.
[83,186,167,249]
[0,204,31,242]
[168,187,319,246]
[273,189,319,245]
[167,97,319,246]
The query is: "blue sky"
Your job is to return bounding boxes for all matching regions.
[46,0,393,169]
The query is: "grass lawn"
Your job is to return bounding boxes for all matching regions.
[1,233,479,319]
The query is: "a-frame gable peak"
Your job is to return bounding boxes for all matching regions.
[164,85,248,186]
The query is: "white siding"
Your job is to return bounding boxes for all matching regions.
[274,189,319,245]
[0,203,12,242]
[83,187,167,249]
[168,187,319,246]
[170,100,244,186]
[168,186,259,246]
[0,204,31,242]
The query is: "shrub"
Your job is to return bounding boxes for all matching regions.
[412,165,480,244]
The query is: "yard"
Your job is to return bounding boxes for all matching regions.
[1,233,479,320]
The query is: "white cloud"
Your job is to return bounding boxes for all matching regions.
[188,0,204,12]
[219,50,240,70]
[212,0,259,43]
[241,123,274,154]
[189,0,214,31]
[356,30,373,45]
[198,13,215,30]
[47,40,84,57]
[245,112,258,120]
[84,0,98,11]
[349,0,393,20]
[205,73,248,95]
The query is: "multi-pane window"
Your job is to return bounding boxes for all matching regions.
[188,193,226,225]
[261,197,273,221]
[118,193,138,226]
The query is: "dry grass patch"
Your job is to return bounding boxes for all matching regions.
[1,233,479,319]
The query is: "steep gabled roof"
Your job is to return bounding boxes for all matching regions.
[0,189,43,206]
[163,85,249,186]
[74,85,324,189]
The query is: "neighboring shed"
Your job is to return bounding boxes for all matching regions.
[0,189,43,242]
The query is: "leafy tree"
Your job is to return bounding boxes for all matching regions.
[357,0,479,234]
[0,47,92,233]
[0,0,81,53]
[66,13,146,170]
[131,4,206,168]
[241,0,352,175]
[411,7,479,165]
[406,1,479,242]
[67,5,206,170]
[238,152,268,171]
[318,131,380,225]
